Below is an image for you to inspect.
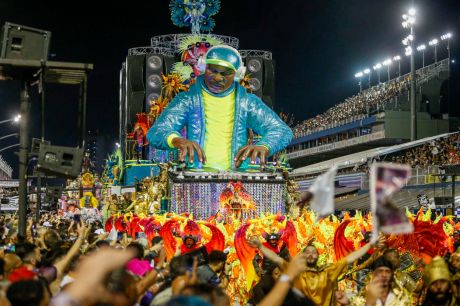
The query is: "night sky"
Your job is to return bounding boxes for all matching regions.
[0,0,459,177]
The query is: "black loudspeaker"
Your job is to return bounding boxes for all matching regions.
[126,55,146,128]
[37,144,83,178]
[262,59,275,108]
[125,54,175,127]
[245,57,264,97]
[30,138,51,156]
[244,57,275,108]
[0,22,51,60]
[145,54,175,112]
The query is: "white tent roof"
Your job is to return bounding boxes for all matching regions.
[292,132,456,177]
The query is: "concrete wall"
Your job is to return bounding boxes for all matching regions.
[384,110,450,139]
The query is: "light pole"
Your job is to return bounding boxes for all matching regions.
[363,68,371,88]
[429,39,438,63]
[373,63,382,84]
[417,44,426,67]
[382,58,392,81]
[441,33,453,70]
[402,7,417,141]
[355,71,364,92]
[393,56,401,77]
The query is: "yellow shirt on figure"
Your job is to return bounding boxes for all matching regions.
[201,89,235,170]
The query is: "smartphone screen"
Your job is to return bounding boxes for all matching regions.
[74,214,81,223]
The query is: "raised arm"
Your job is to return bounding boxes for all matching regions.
[247,237,286,267]
[258,253,308,306]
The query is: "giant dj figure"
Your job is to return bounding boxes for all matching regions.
[147,45,292,170]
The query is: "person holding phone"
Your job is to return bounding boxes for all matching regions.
[336,257,412,306]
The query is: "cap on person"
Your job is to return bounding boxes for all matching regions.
[423,256,451,287]
[205,45,243,72]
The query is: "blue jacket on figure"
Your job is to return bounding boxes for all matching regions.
[147,75,293,170]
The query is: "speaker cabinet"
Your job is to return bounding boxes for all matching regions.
[37,144,83,178]
[244,56,275,108]
[0,22,51,60]
[125,53,175,128]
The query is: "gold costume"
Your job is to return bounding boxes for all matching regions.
[294,259,348,306]
[349,281,412,306]
[419,256,456,306]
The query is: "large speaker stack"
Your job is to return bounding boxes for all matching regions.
[124,53,175,130]
[241,51,275,108]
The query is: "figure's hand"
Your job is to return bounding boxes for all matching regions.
[171,137,206,164]
[64,247,135,305]
[296,191,313,208]
[247,237,262,249]
[335,290,350,305]
[366,277,385,305]
[234,145,269,168]
[284,253,308,279]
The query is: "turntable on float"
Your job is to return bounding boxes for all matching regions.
[169,165,286,219]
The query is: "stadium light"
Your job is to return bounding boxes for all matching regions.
[429,39,439,62]
[355,72,364,92]
[382,59,393,81]
[416,44,426,51]
[441,33,453,63]
[363,68,371,88]
[441,33,452,40]
[393,56,401,77]
[373,63,382,83]
[405,46,412,56]
[0,115,21,125]
[417,44,426,67]
[402,8,417,141]
[429,39,438,46]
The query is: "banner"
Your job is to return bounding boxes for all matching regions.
[309,165,338,219]
[370,163,413,241]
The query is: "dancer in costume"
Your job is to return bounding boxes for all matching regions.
[133,125,146,160]
[147,45,292,170]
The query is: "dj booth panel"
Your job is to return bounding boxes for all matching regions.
[170,179,286,219]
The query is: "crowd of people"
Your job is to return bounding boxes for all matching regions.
[292,76,412,138]
[0,207,458,306]
[388,133,460,168]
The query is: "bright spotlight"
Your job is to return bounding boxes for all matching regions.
[393,55,401,61]
[429,39,439,46]
[363,68,371,74]
[417,44,426,51]
[441,33,453,40]
[408,8,416,16]
[383,59,392,66]
[405,46,412,56]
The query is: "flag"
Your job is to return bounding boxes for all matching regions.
[370,163,413,242]
[309,165,338,220]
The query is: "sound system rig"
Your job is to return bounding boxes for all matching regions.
[37,143,83,179]
[119,36,277,162]
[0,22,51,61]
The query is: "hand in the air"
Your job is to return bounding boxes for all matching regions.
[234,145,269,168]
[171,137,206,164]
[296,191,313,208]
